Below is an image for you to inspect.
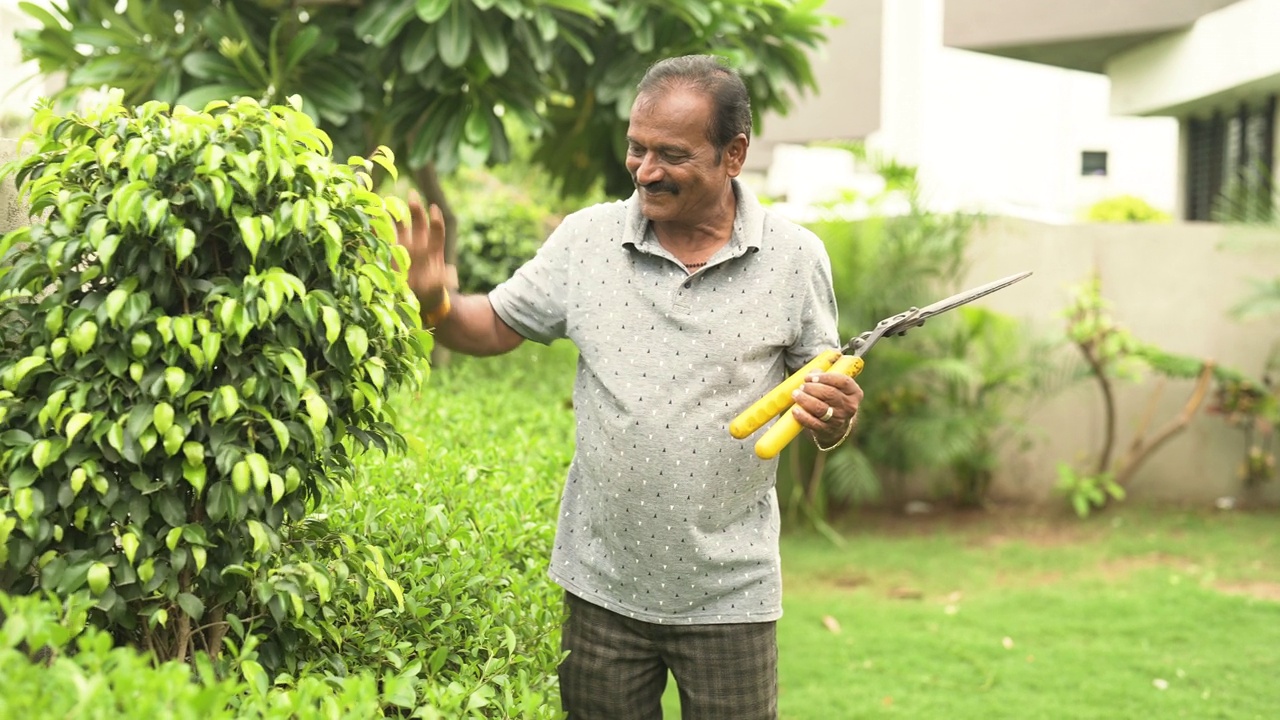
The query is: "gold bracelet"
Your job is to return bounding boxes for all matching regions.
[814,416,855,452]
[425,288,451,328]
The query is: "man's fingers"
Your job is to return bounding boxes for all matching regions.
[427,203,446,257]
[407,193,430,250]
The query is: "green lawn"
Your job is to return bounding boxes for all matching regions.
[664,507,1280,718]
[422,344,1278,719]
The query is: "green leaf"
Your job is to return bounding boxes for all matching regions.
[32,439,54,471]
[232,460,251,493]
[246,453,269,492]
[175,228,196,264]
[415,0,450,22]
[173,316,194,348]
[355,0,416,47]
[6,356,46,389]
[175,84,255,110]
[202,332,222,367]
[400,22,438,73]
[121,533,139,564]
[97,233,123,268]
[212,385,240,422]
[304,391,329,437]
[177,592,205,621]
[131,331,153,358]
[345,325,369,360]
[321,305,341,344]
[268,418,290,453]
[153,402,175,434]
[474,20,509,76]
[163,424,186,457]
[166,527,182,551]
[183,460,207,495]
[65,412,93,444]
[437,2,472,68]
[247,519,270,555]
[103,287,129,323]
[238,214,262,261]
[87,562,110,595]
[69,321,98,354]
[164,367,186,395]
[183,442,204,466]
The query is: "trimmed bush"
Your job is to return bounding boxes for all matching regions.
[0,590,383,719]
[0,92,429,661]
[1085,194,1170,223]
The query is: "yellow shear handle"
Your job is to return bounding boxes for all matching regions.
[753,354,865,460]
[728,349,841,439]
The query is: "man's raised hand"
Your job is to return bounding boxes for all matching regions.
[395,191,456,315]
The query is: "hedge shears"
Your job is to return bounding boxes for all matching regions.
[730,271,1033,459]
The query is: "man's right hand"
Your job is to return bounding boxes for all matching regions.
[396,191,457,316]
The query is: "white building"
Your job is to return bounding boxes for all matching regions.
[753,0,1180,223]
[947,0,1279,222]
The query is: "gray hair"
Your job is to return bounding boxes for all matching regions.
[636,55,752,159]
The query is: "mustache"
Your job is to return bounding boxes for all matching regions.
[636,179,679,195]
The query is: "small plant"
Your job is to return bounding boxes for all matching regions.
[1085,195,1170,223]
[1208,354,1279,488]
[0,92,428,662]
[1055,464,1126,518]
[1059,274,1216,513]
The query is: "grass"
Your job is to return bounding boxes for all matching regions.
[422,343,1279,719]
[662,507,1280,718]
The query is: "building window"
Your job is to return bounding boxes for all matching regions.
[1081,151,1108,177]
[1186,95,1277,221]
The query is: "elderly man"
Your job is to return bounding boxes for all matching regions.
[397,54,863,720]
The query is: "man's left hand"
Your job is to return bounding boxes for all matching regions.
[788,371,864,446]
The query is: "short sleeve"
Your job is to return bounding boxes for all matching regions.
[487,218,575,345]
[785,229,840,372]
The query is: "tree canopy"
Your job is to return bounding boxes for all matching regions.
[16,0,835,201]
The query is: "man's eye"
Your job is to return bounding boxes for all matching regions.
[628,145,644,156]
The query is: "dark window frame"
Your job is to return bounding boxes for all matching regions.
[1081,150,1109,177]
[1185,95,1277,221]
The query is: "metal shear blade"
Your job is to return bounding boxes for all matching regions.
[840,271,1033,357]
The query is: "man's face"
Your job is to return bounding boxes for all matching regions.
[625,88,746,224]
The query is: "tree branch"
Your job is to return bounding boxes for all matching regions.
[1115,362,1215,486]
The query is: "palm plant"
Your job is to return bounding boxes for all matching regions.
[778,173,1061,524]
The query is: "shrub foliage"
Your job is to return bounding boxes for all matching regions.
[0,93,429,662]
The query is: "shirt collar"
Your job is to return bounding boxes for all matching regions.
[621,179,765,256]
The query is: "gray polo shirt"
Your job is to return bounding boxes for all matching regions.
[489,181,838,624]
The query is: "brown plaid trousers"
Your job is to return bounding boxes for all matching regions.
[559,591,778,720]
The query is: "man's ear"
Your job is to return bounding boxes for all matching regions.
[724,134,749,177]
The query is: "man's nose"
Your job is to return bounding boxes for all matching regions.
[634,153,663,184]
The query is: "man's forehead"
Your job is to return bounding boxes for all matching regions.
[628,90,711,141]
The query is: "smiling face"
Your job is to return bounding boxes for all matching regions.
[625,87,747,226]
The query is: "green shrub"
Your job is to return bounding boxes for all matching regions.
[442,129,605,294]
[1085,194,1170,223]
[254,343,576,717]
[447,166,557,294]
[0,92,429,662]
[0,590,383,719]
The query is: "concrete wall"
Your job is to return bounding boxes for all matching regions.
[963,217,1280,505]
